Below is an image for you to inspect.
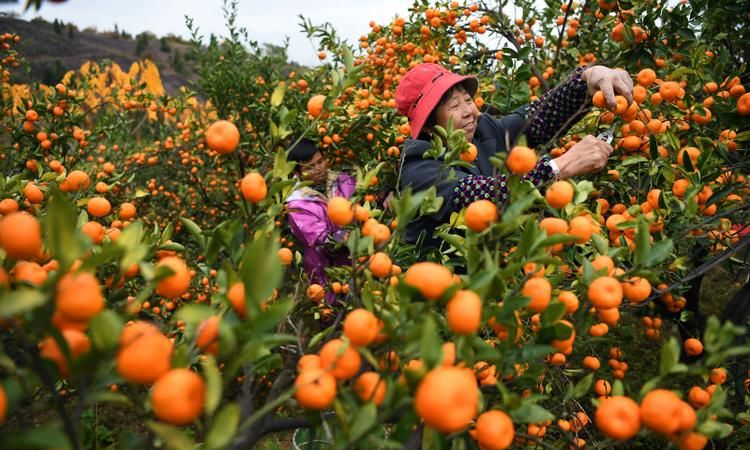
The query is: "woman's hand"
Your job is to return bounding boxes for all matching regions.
[582,65,634,110]
[553,135,613,179]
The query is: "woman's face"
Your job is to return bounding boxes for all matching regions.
[434,86,480,142]
[299,151,328,185]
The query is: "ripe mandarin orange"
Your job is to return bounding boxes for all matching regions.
[39,329,91,378]
[116,321,172,384]
[155,257,191,298]
[295,367,337,410]
[506,145,537,175]
[240,172,267,203]
[588,276,623,309]
[475,410,515,450]
[640,389,683,435]
[205,120,240,154]
[595,396,641,440]
[0,212,42,260]
[546,181,574,209]
[446,289,482,335]
[465,199,498,232]
[307,95,327,118]
[368,252,393,278]
[403,262,454,300]
[195,316,220,355]
[522,277,552,312]
[151,368,205,425]
[87,196,111,217]
[319,338,361,380]
[414,366,478,433]
[353,371,387,405]
[55,271,104,322]
[343,308,379,346]
[683,338,703,356]
[327,196,354,226]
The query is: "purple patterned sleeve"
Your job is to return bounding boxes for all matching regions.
[452,155,557,210]
[525,66,589,148]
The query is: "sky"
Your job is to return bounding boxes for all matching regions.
[0,0,414,66]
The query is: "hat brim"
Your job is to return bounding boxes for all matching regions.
[409,74,479,140]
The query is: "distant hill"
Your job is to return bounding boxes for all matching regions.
[0,15,197,95]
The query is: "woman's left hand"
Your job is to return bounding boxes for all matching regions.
[582,65,634,110]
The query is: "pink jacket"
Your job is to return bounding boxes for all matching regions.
[286,172,356,304]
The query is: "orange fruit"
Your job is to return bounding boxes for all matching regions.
[118,202,136,220]
[592,90,608,108]
[295,368,337,410]
[277,247,293,265]
[683,338,703,356]
[0,212,42,260]
[569,216,594,244]
[595,379,612,396]
[353,371,387,405]
[368,252,393,278]
[506,145,537,175]
[195,316,220,355]
[559,290,579,314]
[588,276,623,309]
[583,355,601,370]
[155,257,191,298]
[39,329,90,378]
[327,196,354,226]
[297,354,322,372]
[116,322,172,384]
[23,182,44,204]
[475,410,515,450]
[307,94,327,118]
[240,172,267,203]
[687,386,710,409]
[636,68,656,87]
[227,282,247,318]
[622,277,651,303]
[81,221,105,244]
[595,396,641,440]
[87,196,111,217]
[205,120,240,154]
[551,319,576,351]
[546,181,574,209]
[737,92,750,115]
[0,384,6,423]
[446,289,482,335]
[640,389,682,435]
[677,146,700,167]
[522,277,552,312]
[672,179,690,198]
[343,308,379,346]
[647,189,662,209]
[0,198,19,215]
[414,366,478,433]
[55,271,104,322]
[13,261,48,285]
[460,143,478,162]
[319,338,361,380]
[465,199,498,232]
[659,81,681,102]
[403,262,453,300]
[63,170,91,192]
[151,368,205,425]
[709,368,727,385]
[620,135,642,152]
[678,432,708,450]
[306,283,325,302]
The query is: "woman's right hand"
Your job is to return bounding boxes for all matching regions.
[553,135,613,179]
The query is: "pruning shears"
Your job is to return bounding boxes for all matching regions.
[597,124,616,145]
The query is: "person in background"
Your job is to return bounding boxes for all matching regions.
[285,138,355,305]
[395,63,633,247]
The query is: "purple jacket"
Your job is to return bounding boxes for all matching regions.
[286,172,356,304]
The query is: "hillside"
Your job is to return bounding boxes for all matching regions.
[0,15,196,94]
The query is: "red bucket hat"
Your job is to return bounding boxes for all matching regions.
[395,63,478,139]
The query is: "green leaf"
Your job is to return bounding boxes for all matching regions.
[0,423,70,449]
[44,190,87,268]
[572,373,594,398]
[659,337,680,376]
[174,303,213,324]
[180,217,205,249]
[0,288,47,317]
[696,419,733,439]
[86,391,133,406]
[146,421,196,450]
[511,402,554,423]
[591,233,609,255]
[202,355,222,417]
[644,239,673,267]
[270,83,286,107]
[241,234,283,320]
[90,310,123,352]
[634,217,650,266]
[420,315,442,368]
[540,302,566,326]
[205,403,240,449]
[350,402,377,442]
